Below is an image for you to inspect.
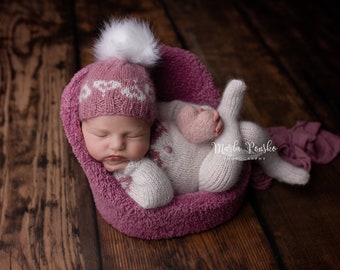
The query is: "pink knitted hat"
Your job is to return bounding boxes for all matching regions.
[78,18,160,124]
[78,58,156,123]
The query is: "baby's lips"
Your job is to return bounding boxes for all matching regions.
[105,155,126,162]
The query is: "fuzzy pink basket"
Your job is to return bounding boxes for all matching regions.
[60,45,251,239]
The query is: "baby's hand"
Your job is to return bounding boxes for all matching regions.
[176,105,224,144]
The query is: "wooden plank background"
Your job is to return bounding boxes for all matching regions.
[0,0,339,269]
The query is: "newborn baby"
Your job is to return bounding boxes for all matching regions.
[77,18,309,208]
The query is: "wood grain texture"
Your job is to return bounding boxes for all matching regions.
[97,202,278,270]
[0,1,100,269]
[1,0,339,269]
[236,0,340,131]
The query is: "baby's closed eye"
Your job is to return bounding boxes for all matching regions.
[92,131,109,138]
[125,132,147,139]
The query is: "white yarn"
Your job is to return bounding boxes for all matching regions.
[114,158,174,209]
[93,18,160,67]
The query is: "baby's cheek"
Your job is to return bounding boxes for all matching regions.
[85,142,105,162]
[131,142,150,160]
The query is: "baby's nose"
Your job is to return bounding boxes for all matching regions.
[109,136,125,150]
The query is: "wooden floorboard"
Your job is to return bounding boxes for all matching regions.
[0,0,339,269]
[235,0,339,131]
[235,1,340,268]
[0,0,101,269]
[97,203,278,270]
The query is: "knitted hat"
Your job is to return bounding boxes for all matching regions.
[78,18,160,124]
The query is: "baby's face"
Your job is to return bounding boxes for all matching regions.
[82,115,151,172]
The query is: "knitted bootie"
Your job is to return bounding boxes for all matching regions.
[240,121,310,185]
[217,79,247,121]
[113,158,174,208]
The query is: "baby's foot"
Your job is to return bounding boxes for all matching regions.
[218,79,247,121]
[264,159,310,185]
[176,105,223,144]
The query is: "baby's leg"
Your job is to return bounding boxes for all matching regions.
[240,121,309,185]
[198,80,246,192]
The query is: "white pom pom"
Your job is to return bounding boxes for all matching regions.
[93,18,160,67]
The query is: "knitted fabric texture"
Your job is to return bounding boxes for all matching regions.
[148,79,247,196]
[78,58,156,123]
[176,105,217,144]
[61,45,252,239]
[250,121,340,189]
[113,157,174,209]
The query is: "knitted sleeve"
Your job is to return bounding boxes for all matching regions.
[113,158,174,208]
[156,100,187,121]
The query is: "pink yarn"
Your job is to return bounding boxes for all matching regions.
[152,45,221,106]
[250,121,340,189]
[267,121,340,170]
[78,58,156,123]
[61,45,251,239]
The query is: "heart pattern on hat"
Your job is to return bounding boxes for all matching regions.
[79,83,92,102]
[79,79,153,103]
[94,80,122,96]
[121,80,153,101]
[78,58,156,124]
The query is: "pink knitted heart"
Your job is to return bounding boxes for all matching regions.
[176,105,216,144]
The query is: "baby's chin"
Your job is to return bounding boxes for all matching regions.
[103,160,129,173]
